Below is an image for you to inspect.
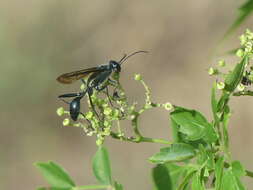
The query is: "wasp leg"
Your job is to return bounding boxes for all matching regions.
[87,88,100,119]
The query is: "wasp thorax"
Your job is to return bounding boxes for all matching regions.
[109,60,121,72]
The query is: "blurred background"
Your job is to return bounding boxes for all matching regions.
[1,0,253,189]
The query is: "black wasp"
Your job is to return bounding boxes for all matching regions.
[57,51,148,121]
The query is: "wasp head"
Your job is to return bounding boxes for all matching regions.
[109,60,121,72]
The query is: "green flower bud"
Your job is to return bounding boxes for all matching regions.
[130,114,136,120]
[237,84,245,91]
[217,82,225,90]
[163,102,173,111]
[96,139,103,146]
[236,49,244,58]
[80,83,85,91]
[104,107,112,115]
[112,109,120,118]
[103,127,111,136]
[218,60,225,67]
[249,73,253,81]
[208,67,218,75]
[134,74,142,81]
[86,111,94,120]
[240,34,247,46]
[56,107,65,116]
[103,120,110,127]
[63,118,70,126]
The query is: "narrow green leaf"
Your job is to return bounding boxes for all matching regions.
[178,168,196,190]
[92,146,112,185]
[114,181,123,190]
[215,157,224,190]
[149,143,196,164]
[232,161,246,177]
[170,107,217,142]
[191,172,205,190]
[224,0,253,38]
[35,161,75,188]
[217,92,230,112]
[152,163,187,190]
[224,56,248,92]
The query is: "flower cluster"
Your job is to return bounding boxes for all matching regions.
[208,29,253,92]
[56,73,173,145]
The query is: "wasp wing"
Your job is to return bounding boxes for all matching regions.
[56,67,105,84]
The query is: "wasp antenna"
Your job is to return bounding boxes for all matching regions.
[118,54,127,63]
[119,50,148,65]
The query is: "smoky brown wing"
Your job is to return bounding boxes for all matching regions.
[56,67,103,84]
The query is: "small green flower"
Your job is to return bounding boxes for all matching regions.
[245,29,253,39]
[80,83,86,91]
[103,120,111,127]
[56,107,65,116]
[208,67,214,75]
[240,34,247,46]
[163,102,173,111]
[237,84,245,91]
[218,60,225,67]
[112,109,120,118]
[63,118,70,126]
[236,49,244,58]
[96,134,104,146]
[249,73,253,81]
[86,111,94,120]
[134,74,142,81]
[217,82,225,90]
[104,107,112,115]
[129,114,136,120]
[103,127,111,136]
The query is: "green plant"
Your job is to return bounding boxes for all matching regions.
[35,29,253,190]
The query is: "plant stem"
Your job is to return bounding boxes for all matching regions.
[110,131,172,144]
[140,136,172,144]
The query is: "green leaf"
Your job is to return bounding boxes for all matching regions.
[114,181,123,190]
[221,169,246,190]
[152,163,187,190]
[217,92,230,112]
[171,118,180,143]
[170,107,217,142]
[215,157,224,190]
[35,161,75,188]
[224,0,253,38]
[232,161,246,177]
[36,187,47,190]
[152,164,173,190]
[224,56,248,92]
[149,143,196,164]
[191,172,205,190]
[178,168,197,190]
[197,144,214,171]
[92,146,112,185]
